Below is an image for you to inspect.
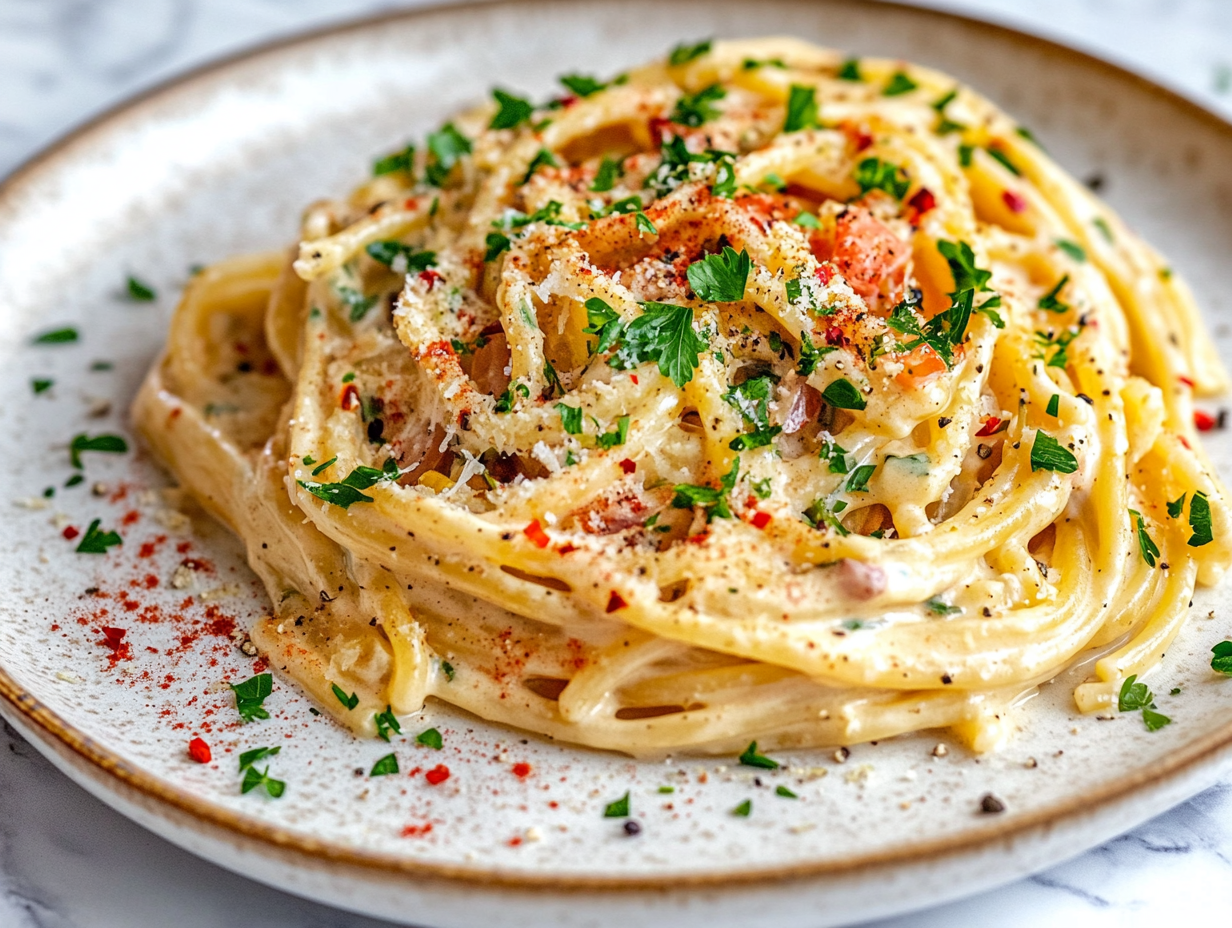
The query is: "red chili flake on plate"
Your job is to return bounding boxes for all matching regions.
[975,416,1003,437]
[425,764,451,785]
[121,509,140,526]
[523,520,550,548]
[62,526,80,541]
[606,590,628,613]
[507,836,523,847]
[187,737,212,764]
[511,762,532,779]
[618,458,636,474]
[401,823,434,838]
[1195,410,1217,431]
[1178,375,1195,388]
[101,626,127,651]
[1002,190,1028,214]
[750,511,772,530]
[419,269,443,290]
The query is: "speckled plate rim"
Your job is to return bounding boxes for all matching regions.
[2,0,1232,896]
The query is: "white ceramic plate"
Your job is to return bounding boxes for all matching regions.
[3,1,1232,925]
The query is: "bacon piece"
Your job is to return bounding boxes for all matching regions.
[782,383,822,435]
[837,559,887,601]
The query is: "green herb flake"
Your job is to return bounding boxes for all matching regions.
[854,157,909,200]
[1056,239,1087,262]
[985,146,1020,176]
[336,285,377,323]
[1130,508,1160,567]
[75,519,122,554]
[738,740,780,769]
[752,477,772,500]
[658,785,676,794]
[241,765,286,798]
[821,378,866,411]
[1142,707,1172,731]
[557,403,584,435]
[883,71,918,96]
[68,433,128,469]
[604,791,631,817]
[958,144,974,167]
[837,58,861,81]
[784,84,819,132]
[425,123,472,187]
[331,683,359,711]
[311,456,337,476]
[416,727,444,750]
[32,376,57,393]
[672,456,740,522]
[596,415,631,450]
[64,474,83,488]
[485,232,511,262]
[365,241,436,271]
[794,210,821,229]
[1093,217,1115,243]
[845,463,877,493]
[522,147,559,184]
[926,597,961,615]
[560,73,607,97]
[687,247,751,302]
[370,753,400,777]
[374,705,402,742]
[298,459,400,509]
[229,673,274,723]
[1029,432,1079,474]
[1038,275,1071,313]
[669,39,712,67]
[670,84,726,127]
[635,211,658,236]
[441,660,456,681]
[775,785,798,799]
[373,143,415,177]
[1188,490,1214,547]
[1046,394,1061,418]
[1118,674,1153,711]
[591,156,622,192]
[1211,640,1232,675]
[33,327,79,345]
[731,799,753,817]
[238,745,281,770]
[606,301,708,389]
[126,276,157,301]
[489,89,534,129]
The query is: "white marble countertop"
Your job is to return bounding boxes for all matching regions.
[3,1,1232,925]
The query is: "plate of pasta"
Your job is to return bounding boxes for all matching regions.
[3,1,1232,925]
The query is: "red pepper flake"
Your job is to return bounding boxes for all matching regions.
[618,458,636,474]
[1195,410,1217,431]
[101,626,127,651]
[187,737,212,764]
[1002,190,1028,214]
[976,416,1003,437]
[62,526,80,541]
[419,269,443,290]
[507,836,524,847]
[511,762,532,779]
[403,198,419,211]
[556,543,578,554]
[750,511,772,530]
[340,383,361,411]
[648,116,673,145]
[816,264,834,286]
[1179,434,1192,449]
[606,590,629,613]
[121,509,140,527]
[401,823,434,838]
[523,519,550,548]
[630,374,639,385]
[906,187,936,224]
[425,764,451,785]
[559,94,578,109]
[1178,375,1196,389]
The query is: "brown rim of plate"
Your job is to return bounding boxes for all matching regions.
[2,0,1232,894]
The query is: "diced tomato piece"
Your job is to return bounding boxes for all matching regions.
[425,764,450,785]
[751,511,772,530]
[906,187,936,224]
[188,738,212,764]
[523,520,550,548]
[419,269,443,290]
[606,590,629,613]
[618,458,636,474]
[976,416,1004,437]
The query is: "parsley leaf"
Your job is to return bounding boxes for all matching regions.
[1211,640,1232,675]
[794,210,821,229]
[370,753,399,777]
[331,683,359,710]
[797,331,836,376]
[493,200,586,231]
[1167,494,1187,519]
[731,799,753,817]
[803,497,849,535]
[1188,490,1213,547]
[557,403,583,435]
[489,89,534,129]
[1038,275,1071,313]
[607,302,707,388]
[845,463,877,493]
[229,673,273,723]
[1142,707,1172,731]
[561,73,607,97]
[776,785,798,798]
[522,147,559,184]
[687,247,751,302]
[854,157,909,200]
[738,741,779,769]
[1118,674,1152,711]
[591,156,622,192]
[837,58,861,81]
[729,428,781,451]
[669,40,711,66]
[784,84,819,132]
[596,415,631,450]
[883,71,918,96]
[366,241,436,271]
[75,519,122,554]
[604,791,631,817]
[484,232,511,262]
[33,326,78,344]
[710,150,737,198]
[821,378,866,411]
[416,727,443,749]
[373,143,415,177]
[126,276,156,301]
[494,381,530,413]
[1130,509,1160,567]
[1029,432,1078,474]
[635,211,657,235]
[31,378,53,395]
[297,458,400,509]
[820,438,849,474]
[985,146,1020,176]
[424,123,472,186]
[926,597,961,615]
[241,765,285,798]
[672,456,740,521]
[671,84,726,127]
[238,746,281,770]
[723,375,776,429]
[374,706,402,742]
[1056,239,1087,262]
[1046,394,1060,417]
[336,285,377,323]
[69,433,128,468]
[938,240,993,294]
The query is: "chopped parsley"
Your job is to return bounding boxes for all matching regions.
[596,415,631,450]
[374,706,402,742]
[751,477,772,499]
[1038,275,1071,313]
[370,753,399,777]
[1029,432,1078,474]
[794,210,821,229]
[441,661,456,681]
[126,276,156,301]
[1188,490,1213,547]
[373,143,415,177]
[543,359,563,397]
[1130,509,1160,567]
[33,326,79,344]
[311,456,337,476]
[672,456,740,521]
[416,727,443,749]
[1033,325,1082,370]
[1118,674,1171,731]
[635,211,658,235]
[560,73,607,97]
[557,403,583,435]
[241,765,286,798]
[489,89,534,129]
[69,433,128,468]
[854,157,909,200]
[493,200,586,231]
[331,683,359,710]
[229,673,273,723]
[1211,640,1232,675]
[985,146,1020,175]
[1056,239,1087,262]
[238,746,281,770]
[724,375,781,450]
[297,458,400,509]
[522,147,559,184]
[604,791,631,817]
[710,151,738,198]
[606,302,708,389]
[591,156,623,192]
[738,740,780,769]
[784,84,819,132]
[1167,494,1186,518]
[1093,217,1115,243]
[494,381,530,413]
[837,58,861,81]
[671,84,726,127]
[803,497,849,535]
[75,519,122,554]
[731,799,752,817]
[424,123,472,186]
[844,463,877,493]
[926,597,961,615]
[820,439,849,474]
[484,232,511,262]
[821,378,866,411]
[883,71,918,96]
[336,285,377,323]
[668,39,711,66]
[1046,394,1060,417]
[775,785,798,799]
[797,331,836,376]
[365,241,436,271]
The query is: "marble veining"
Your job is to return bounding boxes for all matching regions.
[3,1,1232,925]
